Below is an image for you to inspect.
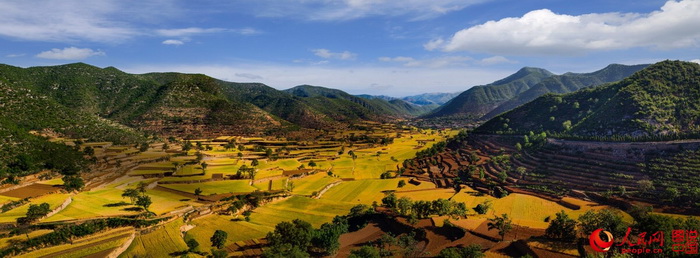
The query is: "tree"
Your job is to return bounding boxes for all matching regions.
[186,238,199,252]
[665,187,680,202]
[63,176,84,192]
[397,180,406,188]
[516,167,527,179]
[121,188,140,204]
[311,222,348,255]
[162,143,169,150]
[487,214,513,241]
[638,180,655,194]
[83,146,95,156]
[139,142,149,152]
[194,187,203,196]
[238,152,243,158]
[136,195,152,212]
[201,162,208,172]
[577,209,627,237]
[474,200,492,215]
[182,141,193,153]
[437,244,484,258]
[211,249,228,258]
[545,210,577,241]
[381,193,397,209]
[397,197,412,216]
[136,182,148,193]
[349,245,380,258]
[432,198,452,216]
[251,159,259,167]
[211,230,228,249]
[17,203,50,225]
[308,160,317,168]
[266,219,314,252]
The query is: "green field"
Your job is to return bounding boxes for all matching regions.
[122,220,188,257]
[320,178,435,204]
[160,180,257,195]
[18,228,133,258]
[291,173,341,196]
[0,193,70,223]
[187,196,354,251]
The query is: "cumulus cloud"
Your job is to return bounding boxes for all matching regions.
[162,39,184,45]
[433,0,700,55]
[692,59,700,64]
[36,47,105,60]
[312,49,357,60]
[379,56,472,68]
[245,0,489,21]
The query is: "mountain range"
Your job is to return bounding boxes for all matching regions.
[476,61,700,138]
[422,64,649,122]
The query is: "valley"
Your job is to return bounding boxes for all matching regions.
[0,61,699,258]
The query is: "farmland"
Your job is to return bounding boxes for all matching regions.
[0,121,686,258]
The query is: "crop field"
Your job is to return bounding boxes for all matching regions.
[122,220,188,257]
[17,227,134,258]
[0,193,70,223]
[188,196,354,251]
[321,179,436,204]
[396,187,631,229]
[291,173,340,195]
[160,180,258,195]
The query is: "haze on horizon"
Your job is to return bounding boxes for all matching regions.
[0,0,699,97]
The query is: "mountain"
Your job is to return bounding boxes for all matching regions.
[422,67,554,120]
[401,92,459,106]
[284,85,433,119]
[483,64,649,119]
[476,61,700,139]
[356,94,397,102]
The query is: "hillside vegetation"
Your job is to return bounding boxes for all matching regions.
[477,61,700,140]
[422,67,554,120]
[483,64,648,119]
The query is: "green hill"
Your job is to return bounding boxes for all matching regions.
[422,67,554,120]
[483,64,649,119]
[476,61,700,140]
[284,85,432,121]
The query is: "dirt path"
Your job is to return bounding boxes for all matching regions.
[313,181,341,199]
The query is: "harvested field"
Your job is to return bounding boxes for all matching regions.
[0,183,62,199]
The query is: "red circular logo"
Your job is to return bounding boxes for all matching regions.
[590,229,614,252]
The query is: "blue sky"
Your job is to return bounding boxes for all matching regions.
[0,0,699,97]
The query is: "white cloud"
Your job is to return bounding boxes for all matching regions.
[235,73,263,80]
[162,39,184,45]
[36,47,105,60]
[6,54,25,58]
[480,56,516,65]
[379,56,472,68]
[122,63,510,96]
[692,59,700,64]
[312,49,357,60]
[156,27,260,37]
[0,0,155,43]
[423,38,445,51]
[246,0,489,21]
[435,0,700,55]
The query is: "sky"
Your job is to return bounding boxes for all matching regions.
[0,0,699,97]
